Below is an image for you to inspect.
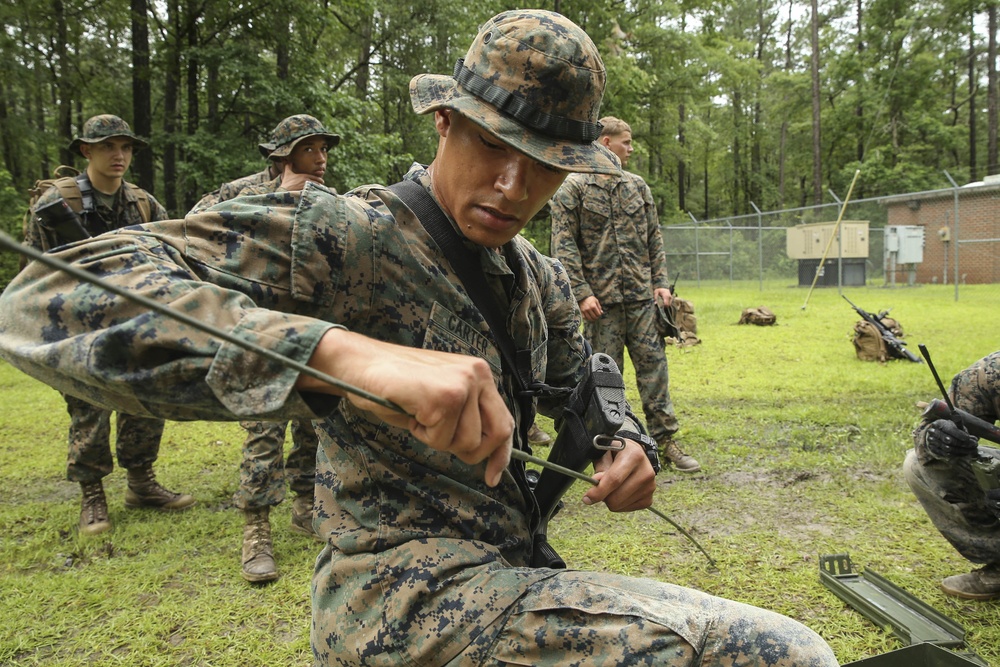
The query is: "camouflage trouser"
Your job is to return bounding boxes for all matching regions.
[903,446,1000,564]
[312,568,837,666]
[233,420,318,510]
[584,299,679,443]
[64,393,165,483]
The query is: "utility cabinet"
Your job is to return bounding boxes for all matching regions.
[787,221,869,286]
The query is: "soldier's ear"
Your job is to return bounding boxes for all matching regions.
[598,135,612,149]
[79,144,92,160]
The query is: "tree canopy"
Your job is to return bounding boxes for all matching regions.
[1,0,996,225]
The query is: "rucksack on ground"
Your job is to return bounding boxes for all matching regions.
[851,313,906,362]
[655,297,701,347]
[738,306,777,326]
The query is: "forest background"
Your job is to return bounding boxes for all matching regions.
[2,0,1000,289]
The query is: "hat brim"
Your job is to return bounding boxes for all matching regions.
[410,74,620,176]
[68,134,149,156]
[267,133,341,159]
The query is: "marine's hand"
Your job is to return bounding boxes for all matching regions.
[923,418,979,459]
[280,165,325,192]
[654,287,673,308]
[299,328,514,486]
[579,295,603,322]
[583,440,656,512]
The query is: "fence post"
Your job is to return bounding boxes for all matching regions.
[688,211,701,286]
[751,202,763,291]
[943,171,960,301]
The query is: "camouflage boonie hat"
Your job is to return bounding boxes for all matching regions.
[258,114,341,159]
[409,10,619,175]
[68,115,149,156]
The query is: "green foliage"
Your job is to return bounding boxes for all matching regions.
[0,166,25,291]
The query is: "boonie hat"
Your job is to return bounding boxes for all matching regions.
[68,115,149,156]
[258,115,341,159]
[409,10,619,175]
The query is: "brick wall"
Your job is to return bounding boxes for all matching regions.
[885,183,1000,285]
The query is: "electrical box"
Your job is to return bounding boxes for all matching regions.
[885,225,925,264]
[786,221,869,260]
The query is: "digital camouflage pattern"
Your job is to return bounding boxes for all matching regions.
[906,351,1000,564]
[68,114,149,155]
[550,170,680,442]
[234,420,318,510]
[188,167,276,215]
[258,114,340,159]
[409,10,620,175]
[22,173,167,483]
[0,164,835,666]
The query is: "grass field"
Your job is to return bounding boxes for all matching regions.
[1,280,999,666]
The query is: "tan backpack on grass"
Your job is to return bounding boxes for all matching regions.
[738,306,777,326]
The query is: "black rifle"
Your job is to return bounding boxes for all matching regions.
[920,399,1000,445]
[34,198,91,247]
[529,352,628,568]
[655,274,681,340]
[843,295,921,363]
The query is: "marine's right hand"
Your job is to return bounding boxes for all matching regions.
[923,418,979,459]
[298,328,514,486]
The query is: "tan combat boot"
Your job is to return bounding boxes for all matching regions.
[124,465,196,510]
[242,507,279,583]
[941,564,1000,600]
[662,439,701,473]
[79,481,111,535]
[290,494,322,542]
[527,423,553,446]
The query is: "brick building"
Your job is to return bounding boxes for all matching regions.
[882,177,1000,285]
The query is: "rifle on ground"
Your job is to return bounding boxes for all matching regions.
[843,295,922,363]
[529,352,628,568]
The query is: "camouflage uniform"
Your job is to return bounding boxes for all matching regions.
[23,117,169,486]
[0,12,835,666]
[234,420,318,510]
[550,170,680,444]
[188,167,275,214]
[905,351,1000,564]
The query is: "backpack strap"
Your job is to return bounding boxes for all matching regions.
[125,183,152,222]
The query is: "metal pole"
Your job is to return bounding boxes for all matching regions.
[943,171,959,301]
[801,169,861,310]
[829,189,844,293]
[688,211,701,287]
[751,202,763,291]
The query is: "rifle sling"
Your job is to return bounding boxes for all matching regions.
[387,179,536,439]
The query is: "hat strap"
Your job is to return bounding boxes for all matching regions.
[453,60,602,143]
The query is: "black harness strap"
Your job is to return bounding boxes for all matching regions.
[388,179,537,441]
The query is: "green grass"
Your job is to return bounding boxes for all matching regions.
[3,280,1000,665]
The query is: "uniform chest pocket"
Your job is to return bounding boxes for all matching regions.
[621,185,645,217]
[581,184,612,219]
[423,302,502,381]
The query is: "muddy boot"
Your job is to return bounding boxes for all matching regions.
[242,508,279,583]
[79,481,111,535]
[941,564,1000,600]
[661,439,701,473]
[124,465,196,510]
[290,494,321,541]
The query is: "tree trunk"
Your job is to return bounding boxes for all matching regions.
[810,0,822,205]
[989,2,998,175]
[131,0,154,193]
[970,5,978,182]
[678,102,686,213]
[54,0,73,168]
[162,0,180,214]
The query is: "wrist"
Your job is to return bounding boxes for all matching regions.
[616,429,661,474]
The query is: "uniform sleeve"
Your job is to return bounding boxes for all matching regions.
[0,196,347,423]
[641,178,670,290]
[147,192,169,222]
[549,178,592,303]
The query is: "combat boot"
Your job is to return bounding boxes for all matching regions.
[941,564,1000,600]
[290,494,321,541]
[79,481,111,535]
[662,439,701,473]
[242,508,279,583]
[527,423,553,445]
[124,465,196,510]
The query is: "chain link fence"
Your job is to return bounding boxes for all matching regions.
[662,176,1000,301]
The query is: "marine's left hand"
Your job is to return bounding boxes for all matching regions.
[654,287,673,308]
[583,440,657,512]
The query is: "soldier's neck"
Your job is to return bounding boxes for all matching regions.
[86,168,123,196]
